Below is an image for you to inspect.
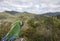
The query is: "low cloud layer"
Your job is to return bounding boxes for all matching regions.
[0,0,60,14]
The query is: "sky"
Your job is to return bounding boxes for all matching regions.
[0,0,60,14]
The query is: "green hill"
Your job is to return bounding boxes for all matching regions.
[0,11,60,41]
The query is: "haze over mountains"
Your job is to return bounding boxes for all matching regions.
[3,11,60,16]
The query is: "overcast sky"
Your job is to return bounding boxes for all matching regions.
[0,0,60,14]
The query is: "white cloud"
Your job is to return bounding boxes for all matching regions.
[3,1,33,8]
[0,0,60,14]
[34,5,40,9]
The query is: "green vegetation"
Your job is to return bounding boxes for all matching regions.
[0,11,60,41]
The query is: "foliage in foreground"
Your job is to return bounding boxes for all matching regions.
[0,13,60,41]
[22,15,60,41]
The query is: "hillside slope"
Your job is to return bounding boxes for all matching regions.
[0,11,60,41]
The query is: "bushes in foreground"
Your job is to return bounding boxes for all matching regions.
[22,16,60,41]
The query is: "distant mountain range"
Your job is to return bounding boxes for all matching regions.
[43,12,60,16]
[5,11,19,15]
[0,11,60,16]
